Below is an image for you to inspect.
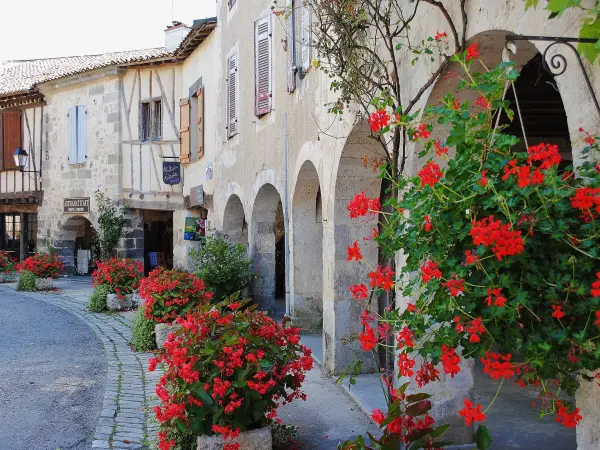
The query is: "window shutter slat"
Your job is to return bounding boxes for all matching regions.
[2,111,20,170]
[68,106,78,165]
[77,105,86,163]
[255,16,272,116]
[287,0,296,93]
[227,54,239,138]
[301,1,312,74]
[197,88,204,159]
[179,98,191,163]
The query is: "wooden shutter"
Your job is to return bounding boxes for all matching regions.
[2,111,21,170]
[287,0,296,93]
[300,1,312,74]
[196,88,204,159]
[179,99,190,163]
[227,54,239,138]
[68,106,77,164]
[255,16,272,116]
[76,105,87,163]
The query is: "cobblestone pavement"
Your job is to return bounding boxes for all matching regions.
[0,280,160,450]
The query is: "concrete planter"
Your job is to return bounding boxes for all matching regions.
[197,427,271,450]
[107,293,140,311]
[34,277,54,291]
[155,322,182,349]
[0,272,14,283]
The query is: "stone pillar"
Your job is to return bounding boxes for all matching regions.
[19,213,28,262]
[576,372,600,449]
[117,208,144,262]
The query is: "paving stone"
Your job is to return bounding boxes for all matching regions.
[91,440,111,448]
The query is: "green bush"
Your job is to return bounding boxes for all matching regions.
[16,270,36,292]
[190,235,254,301]
[131,306,156,352]
[88,284,110,312]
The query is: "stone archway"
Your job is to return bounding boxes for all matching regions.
[55,215,97,275]
[291,160,323,333]
[222,194,248,247]
[250,183,284,314]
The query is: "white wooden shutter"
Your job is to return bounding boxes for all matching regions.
[300,0,312,74]
[76,105,86,163]
[254,16,272,116]
[227,54,239,138]
[68,106,77,164]
[286,0,296,93]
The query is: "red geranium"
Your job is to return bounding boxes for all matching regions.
[17,252,63,278]
[92,258,143,299]
[0,250,16,273]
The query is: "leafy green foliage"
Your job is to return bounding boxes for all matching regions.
[16,270,36,292]
[190,235,254,301]
[88,284,110,312]
[130,306,157,352]
[94,190,125,260]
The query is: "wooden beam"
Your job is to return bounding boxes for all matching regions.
[0,204,38,213]
[154,69,180,139]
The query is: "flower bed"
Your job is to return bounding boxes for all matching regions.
[92,258,143,299]
[139,268,214,323]
[17,252,63,279]
[149,298,313,450]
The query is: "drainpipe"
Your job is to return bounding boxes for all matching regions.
[284,113,291,316]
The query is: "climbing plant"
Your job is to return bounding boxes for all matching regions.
[94,190,125,261]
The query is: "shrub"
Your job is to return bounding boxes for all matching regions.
[88,284,110,312]
[149,297,313,450]
[92,258,143,299]
[190,235,254,300]
[0,250,16,273]
[17,252,63,279]
[139,268,213,323]
[17,270,36,292]
[130,306,157,352]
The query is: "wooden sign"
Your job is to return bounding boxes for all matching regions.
[64,197,90,213]
[163,161,181,185]
[190,185,204,207]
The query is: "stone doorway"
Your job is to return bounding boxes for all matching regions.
[57,215,96,275]
[142,210,173,275]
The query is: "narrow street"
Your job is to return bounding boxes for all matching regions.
[0,287,105,450]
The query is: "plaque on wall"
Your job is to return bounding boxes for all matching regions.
[189,185,204,207]
[64,197,90,213]
[163,161,181,185]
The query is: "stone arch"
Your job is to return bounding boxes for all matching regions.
[250,182,284,314]
[222,194,248,247]
[291,159,323,333]
[55,215,97,275]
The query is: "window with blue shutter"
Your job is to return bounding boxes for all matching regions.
[68,105,87,164]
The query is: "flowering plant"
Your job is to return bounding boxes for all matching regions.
[149,297,313,450]
[91,258,143,299]
[0,250,16,273]
[139,268,214,323]
[17,252,63,279]
[345,45,600,448]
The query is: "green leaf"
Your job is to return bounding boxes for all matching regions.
[545,0,575,14]
[175,418,188,434]
[579,19,600,63]
[524,0,540,9]
[406,393,431,403]
[475,424,492,450]
[405,400,432,417]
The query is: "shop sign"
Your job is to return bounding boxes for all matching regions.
[64,197,90,213]
[163,161,181,185]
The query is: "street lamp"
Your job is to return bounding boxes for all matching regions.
[13,146,36,173]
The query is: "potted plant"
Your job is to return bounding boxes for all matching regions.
[92,258,143,310]
[17,252,63,290]
[139,268,214,347]
[149,297,313,450]
[0,250,16,283]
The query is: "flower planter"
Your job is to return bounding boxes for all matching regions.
[106,293,139,311]
[0,272,13,283]
[34,277,54,291]
[155,322,182,349]
[196,427,271,450]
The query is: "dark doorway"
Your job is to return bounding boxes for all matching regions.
[274,201,286,315]
[143,210,173,275]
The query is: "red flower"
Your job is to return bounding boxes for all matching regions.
[411,123,431,141]
[475,96,489,109]
[442,275,465,297]
[424,215,433,232]
[407,303,417,313]
[434,31,447,41]
[481,351,516,380]
[421,261,442,283]
[466,317,485,343]
[440,345,461,377]
[572,188,600,219]
[371,409,386,425]
[397,352,416,377]
[485,287,507,307]
[454,315,464,332]
[527,143,562,169]
[347,241,363,262]
[349,284,368,300]
[466,43,480,61]
[478,170,488,187]
[415,361,440,388]
[418,162,443,187]
[556,403,583,429]
[368,110,391,133]
[459,398,486,426]
[470,216,525,261]
[367,265,395,291]
[359,323,378,351]
[465,250,480,265]
[396,326,415,348]
[434,139,449,156]
[347,192,381,218]
[551,305,565,319]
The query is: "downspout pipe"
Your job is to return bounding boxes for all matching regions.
[284,113,291,316]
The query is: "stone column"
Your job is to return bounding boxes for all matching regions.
[117,208,144,262]
[576,372,600,449]
[19,213,28,261]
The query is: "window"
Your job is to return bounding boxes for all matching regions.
[196,88,204,159]
[0,111,21,170]
[254,15,272,116]
[287,0,311,93]
[141,100,162,141]
[286,0,297,93]
[227,53,239,138]
[68,105,86,164]
[299,0,312,76]
[2,214,20,258]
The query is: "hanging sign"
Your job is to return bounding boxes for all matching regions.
[64,197,90,213]
[163,161,181,185]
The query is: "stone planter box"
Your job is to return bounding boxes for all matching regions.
[34,277,54,291]
[155,322,182,349]
[107,293,140,311]
[197,427,271,450]
[0,272,14,283]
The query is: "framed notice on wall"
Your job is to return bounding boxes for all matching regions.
[64,197,90,213]
[184,217,205,241]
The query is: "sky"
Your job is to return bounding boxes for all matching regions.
[0,0,217,61]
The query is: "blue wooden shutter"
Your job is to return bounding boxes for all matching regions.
[76,105,86,163]
[68,106,77,164]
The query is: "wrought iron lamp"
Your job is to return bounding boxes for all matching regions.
[13,146,37,173]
